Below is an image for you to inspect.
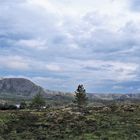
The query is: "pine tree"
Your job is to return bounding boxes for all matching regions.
[20,101,27,109]
[74,84,88,109]
[31,92,46,109]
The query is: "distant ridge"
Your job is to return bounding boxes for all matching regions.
[0,78,140,101]
[88,93,140,100]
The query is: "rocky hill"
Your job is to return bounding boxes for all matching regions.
[0,78,45,98]
[0,78,73,102]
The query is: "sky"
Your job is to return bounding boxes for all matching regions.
[0,0,140,93]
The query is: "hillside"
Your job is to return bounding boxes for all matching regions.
[0,78,73,104]
[0,78,45,99]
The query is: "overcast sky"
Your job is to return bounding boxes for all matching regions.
[0,0,140,93]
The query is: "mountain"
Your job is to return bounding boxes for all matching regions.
[0,78,139,101]
[0,78,73,102]
[0,78,45,98]
[88,93,140,101]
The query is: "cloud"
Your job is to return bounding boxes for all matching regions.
[16,39,48,50]
[0,0,140,93]
[0,56,30,70]
[45,64,62,72]
[82,60,138,82]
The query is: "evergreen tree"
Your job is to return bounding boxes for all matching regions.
[31,92,46,109]
[20,101,27,109]
[74,84,88,109]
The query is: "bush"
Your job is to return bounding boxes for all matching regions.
[0,103,17,110]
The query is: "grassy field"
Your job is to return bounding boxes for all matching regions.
[0,102,140,140]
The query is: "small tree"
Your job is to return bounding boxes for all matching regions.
[74,84,88,110]
[31,92,46,109]
[20,101,27,109]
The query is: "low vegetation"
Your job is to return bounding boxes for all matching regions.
[0,85,140,140]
